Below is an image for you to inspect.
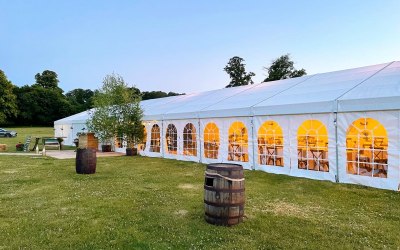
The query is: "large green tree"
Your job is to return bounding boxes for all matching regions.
[13,70,72,126]
[34,70,61,90]
[66,88,94,114]
[224,56,255,88]
[87,73,143,147]
[14,85,72,126]
[0,70,18,125]
[263,54,306,82]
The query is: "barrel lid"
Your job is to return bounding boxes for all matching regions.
[207,163,243,171]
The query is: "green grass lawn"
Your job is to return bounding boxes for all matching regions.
[0,127,74,152]
[1,154,399,249]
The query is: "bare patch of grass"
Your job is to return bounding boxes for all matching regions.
[257,199,313,218]
[178,183,197,189]
[174,209,189,217]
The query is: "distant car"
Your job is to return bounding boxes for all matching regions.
[0,128,17,137]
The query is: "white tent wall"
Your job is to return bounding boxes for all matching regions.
[163,119,200,162]
[54,62,400,190]
[160,117,254,169]
[142,120,163,158]
[54,124,74,145]
[142,117,255,169]
[56,123,86,146]
[200,117,254,170]
[149,114,338,178]
[138,121,152,157]
[54,125,63,138]
[337,111,400,190]
[54,109,91,146]
[253,114,337,181]
[221,117,254,170]
[288,113,337,182]
[199,118,226,165]
[253,115,291,175]
[114,138,127,153]
[71,123,87,145]
[62,126,73,145]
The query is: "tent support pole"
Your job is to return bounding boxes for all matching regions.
[198,118,202,163]
[161,119,165,158]
[334,112,339,183]
[251,116,256,170]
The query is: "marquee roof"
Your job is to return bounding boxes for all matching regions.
[55,61,400,124]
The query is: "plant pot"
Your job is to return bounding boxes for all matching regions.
[16,144,24,151]
[101,145,112,152]
[126,148,138,156]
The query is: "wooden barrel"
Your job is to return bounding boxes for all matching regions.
[76,148,97,174]
[204,163,245,226]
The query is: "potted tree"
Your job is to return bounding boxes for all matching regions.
[87,73,143,153]
[87,107,115,152]
[120,101,144,156]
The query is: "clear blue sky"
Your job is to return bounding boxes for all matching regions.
[1,0,399,94]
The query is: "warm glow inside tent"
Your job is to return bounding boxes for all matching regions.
[54,61,400,190]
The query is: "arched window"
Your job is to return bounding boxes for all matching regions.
[204,123,219,159]
[115,131,125,149]
[346,118,388,178]
[258,121,283,166]
[297,120,329,172]
[183,123,197,156]
[166,124,178,155]
[139,126,147,151]
[150,124,161,153]
[228,121,248,162]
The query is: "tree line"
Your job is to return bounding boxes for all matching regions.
[0,54,305,126]
[0,70,183,126]
[224,54,306,87]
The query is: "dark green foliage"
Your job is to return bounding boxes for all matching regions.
[65,88,94,113]
[0,70,18,125]
[33,70,64,96]
[13,85,72,126]
[11,69,72,126]
[1,68,185,126]
[263,54,307,82]
[88,73,144,145]
[224,56,255,88]
[128,86,141,97]
[141,91,183,100]
[122,101,144,148]
[33,70,61,90]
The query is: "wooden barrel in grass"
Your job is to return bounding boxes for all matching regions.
[76,148,97,174]
[204,163,245,226]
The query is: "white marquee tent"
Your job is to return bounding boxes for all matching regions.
[55,61,400,190]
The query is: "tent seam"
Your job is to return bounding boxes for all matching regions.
[250,74,317,109]
[334,61,395,104]
[197,82,262,114]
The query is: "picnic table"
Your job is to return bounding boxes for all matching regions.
[42,137,62,155]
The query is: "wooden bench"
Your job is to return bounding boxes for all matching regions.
[42,138,60,155]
